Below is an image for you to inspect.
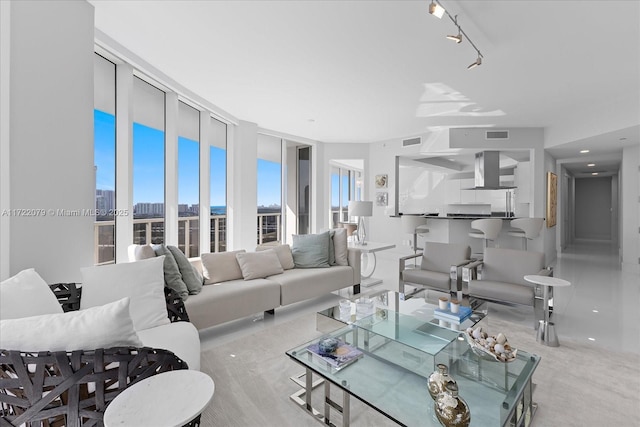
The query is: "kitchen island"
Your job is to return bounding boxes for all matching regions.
[399,213,540,253]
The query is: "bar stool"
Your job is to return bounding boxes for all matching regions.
[469,218,502,254]
[508,218,544,250]
[401,215,429,254]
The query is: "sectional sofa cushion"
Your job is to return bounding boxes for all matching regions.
[236,250,284,280]
[256,244,295,270]
[331,228,348,266]
[152,245,190,301]
[291,232,331,268]
[0,297,143,352]
[167,245,203,294]
[0,268,63,320]
[201,250,246,284]
[80,256,170,331]
[129,244,156,261]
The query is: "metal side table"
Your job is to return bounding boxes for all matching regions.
[524,274,571,347]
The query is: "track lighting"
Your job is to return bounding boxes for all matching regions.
[446,33,463,43]
[446,15,463,43]
[429,1,445,19]
[428,0,484,69]
[467,55,482,69]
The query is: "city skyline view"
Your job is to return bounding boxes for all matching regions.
[94,109,282,214]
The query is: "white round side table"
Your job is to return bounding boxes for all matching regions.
[103,370,215,427]
[524,275,571,347]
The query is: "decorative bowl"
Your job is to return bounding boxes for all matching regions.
[464,327,517,363]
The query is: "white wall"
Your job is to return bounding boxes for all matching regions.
[0,0,11,280]
[6,0,95,282]
[621,144,640,273]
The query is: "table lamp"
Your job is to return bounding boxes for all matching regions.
[348,201,373,245]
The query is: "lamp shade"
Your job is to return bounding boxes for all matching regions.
[348,201,373,217]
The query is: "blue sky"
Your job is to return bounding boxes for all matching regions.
[94,109,281,207]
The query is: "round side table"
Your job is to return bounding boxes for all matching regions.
[524,275,571,347]
[104,370,215,427]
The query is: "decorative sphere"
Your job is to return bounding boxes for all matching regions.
[318,337,340,355]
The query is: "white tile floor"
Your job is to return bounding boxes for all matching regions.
[200,241,640,355]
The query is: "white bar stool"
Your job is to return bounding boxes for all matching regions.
[401,215,429,254]
[469,218,502,255]
[508,218,544,250]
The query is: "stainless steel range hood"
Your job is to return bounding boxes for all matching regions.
[472,151,516,190]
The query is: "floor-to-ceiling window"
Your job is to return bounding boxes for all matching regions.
[298,146,311,235]
[93,54,116,264]
[178,101,200,256]
[257,135,282,244]
[132,77,166,245]
[330,164,362,228]
[210,116,227,252]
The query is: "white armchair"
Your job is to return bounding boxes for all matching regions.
[463,247,552,328]
[399,242,472,295]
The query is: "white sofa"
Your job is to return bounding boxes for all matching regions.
[184,248,361,330]
[130,236,362,331]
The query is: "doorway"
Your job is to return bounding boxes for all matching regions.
[574,176,614,241]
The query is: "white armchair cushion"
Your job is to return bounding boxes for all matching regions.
[80,256,169,331]
[136,321,201,371]
[0,268,63,320]
[0,297,143,352]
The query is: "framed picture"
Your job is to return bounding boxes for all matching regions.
[546,172,557,228]
[376,192,388,207]
[375,174,388,188]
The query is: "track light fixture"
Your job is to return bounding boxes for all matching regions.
[429,1,445,19]
[446,15,463,43]
[467,55,482,69]
[428,0,484,69]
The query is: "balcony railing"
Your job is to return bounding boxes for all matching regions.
[94,212,281,265]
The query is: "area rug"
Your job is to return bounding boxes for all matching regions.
[199,313,640,426]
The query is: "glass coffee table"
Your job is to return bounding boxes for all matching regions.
[288,291,540,427]
[317,289,487,334]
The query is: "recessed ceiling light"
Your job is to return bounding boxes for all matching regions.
[587,163,595,167]
[592,172,599,176]
[592,309,599,313]
[588,337,596,341]
[448,158,455,161]
[580,149,590,154]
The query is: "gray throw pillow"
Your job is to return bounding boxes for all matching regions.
[291,232,331,268]
[331,228,348,266]
[167,245,203,295]
[152,245,189,301]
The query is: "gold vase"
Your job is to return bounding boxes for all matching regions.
[427,363,456,400]
[434,382,470,427]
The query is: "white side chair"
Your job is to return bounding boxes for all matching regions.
[469,218,503,254]
[401,215,429,254]
[508,218,544,250]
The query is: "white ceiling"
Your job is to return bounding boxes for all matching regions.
[89,0,640,175]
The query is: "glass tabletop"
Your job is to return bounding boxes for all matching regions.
[318,289,487,334]
[287,321,540,426]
